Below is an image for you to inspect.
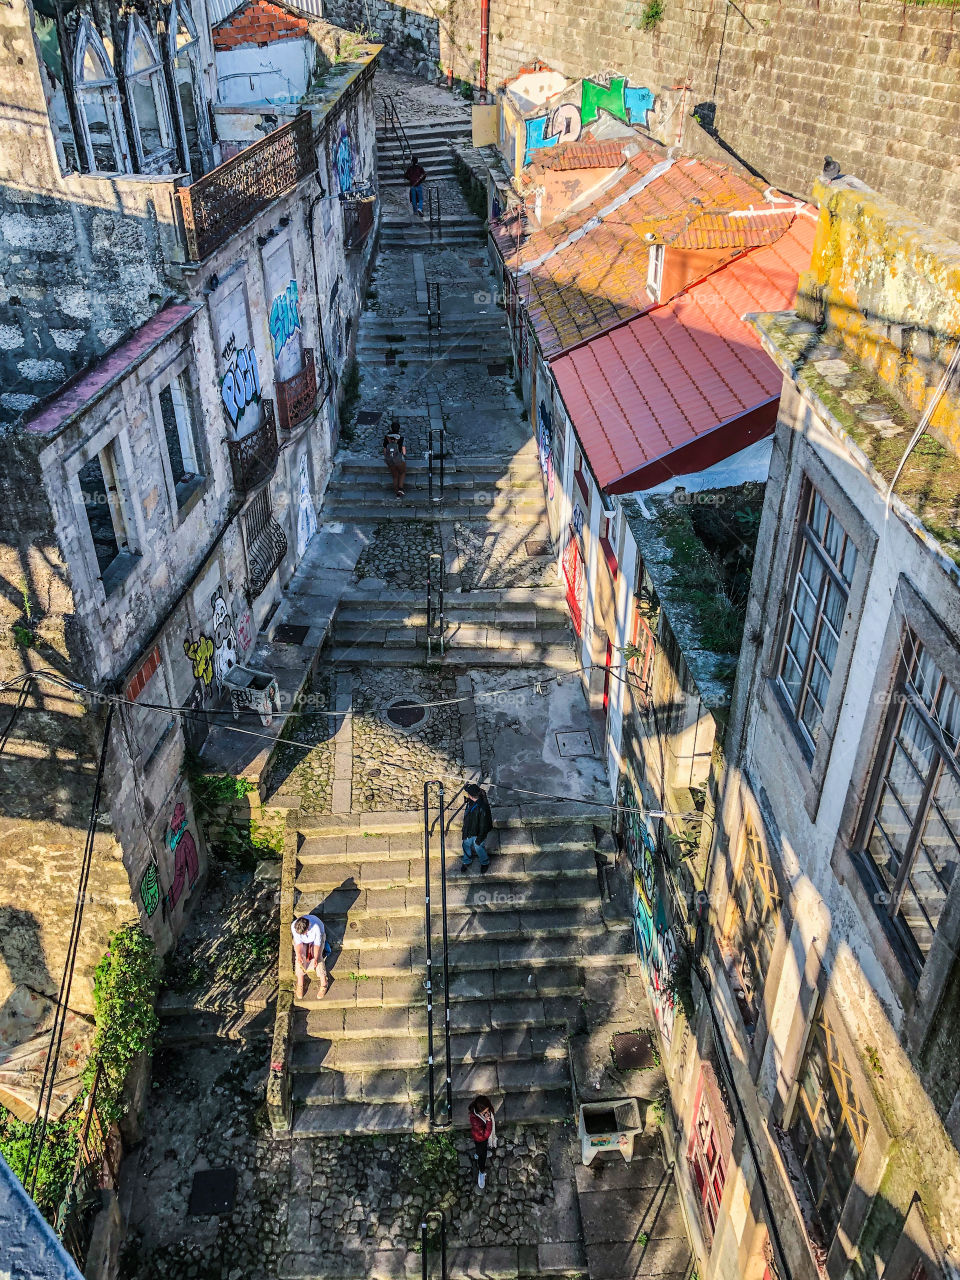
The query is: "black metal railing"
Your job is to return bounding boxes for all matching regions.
[179,112,315,261]
[420,1210,448,1279]
[244,486,288,599]
[427,186,441,239]
[381,94,411,159]
[426,280,442,333]
[227,398,279,493]
[427,426,445,504]
[426,552,445,660]
[423,781,453,1128]
[57,1062,121,1267]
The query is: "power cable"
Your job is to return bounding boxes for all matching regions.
[0,678,31,753]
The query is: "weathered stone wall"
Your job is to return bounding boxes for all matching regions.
[341,0,960,236]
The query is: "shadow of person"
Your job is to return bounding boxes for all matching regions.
[304,878,362,976]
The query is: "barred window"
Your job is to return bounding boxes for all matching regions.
[778,487,856,753]
[860,631,960,973]
[790,1008,868,1244]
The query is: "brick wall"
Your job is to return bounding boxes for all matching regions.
[337,0,960,237]
[212,0,310,50]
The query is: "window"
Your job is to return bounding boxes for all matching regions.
[126,17,174,169]
[690,1086,726,1236]
[574,448,590,502]
[859,631,960,974]
[647,244,664,301]
[790,1008,868,1245]
[79,441,133,589]
[33,14,80,171]
[599,516,618,578]
[169,0,208,179]
[729,819,781,1027]
[158,375,202,502]
[627,599,655,708]
[73,19,128,174]
[777,486,857,754]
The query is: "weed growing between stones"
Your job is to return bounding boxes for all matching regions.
[88,924,162,1120]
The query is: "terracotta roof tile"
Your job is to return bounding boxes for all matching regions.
[551,212,817,492]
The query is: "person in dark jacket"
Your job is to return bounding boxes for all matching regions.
[403,154,426,216]
[469,1095,496,1190]
[461,783,493,872]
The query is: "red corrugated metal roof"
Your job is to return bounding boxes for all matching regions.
[552,211,817,493]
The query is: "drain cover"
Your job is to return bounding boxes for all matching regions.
[188,1168,237,1217]
[487,362,507,376]
[611,1031,655,1071]
[386,699,426,728]
[556,730,595,758]
[356,411,381,425]
[525,540,552,557]
[274,623,310,645]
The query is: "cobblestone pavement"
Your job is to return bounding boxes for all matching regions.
[454,521,556,590]
[353,520,442,587]
[352,667,464,810]
[265,671,335,817]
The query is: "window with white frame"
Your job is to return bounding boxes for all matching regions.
[169,0,208,179]
[126,16,175,168]
[158,374,202,501]
[777,485,857,754]
[859,630,960,974]
[78,439,134,587]
[74,19,128,174]
[647,244,664,301]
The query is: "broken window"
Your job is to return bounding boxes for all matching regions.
[33,12,80,171]
[158,374,202,502]
[74,18,128,173]
[79,440,133,589]
[689,1083,726,1237]
[169,0,209,179]
[126,16,175,169]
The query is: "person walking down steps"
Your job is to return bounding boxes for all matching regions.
[382,421,406,497]
[292,912,330,999]
[403,154,426,217]
[469,1095,497,1191]
[461,782,493,873]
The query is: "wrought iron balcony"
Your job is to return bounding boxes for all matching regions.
[276,348,318,433]
[178,112,315,261]
[227,398,279,493]
[244,486,288,600]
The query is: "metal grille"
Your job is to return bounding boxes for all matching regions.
[227,399,278,493]
[276,348,317,433]
[245,490,288,599]
[179,113,315,261]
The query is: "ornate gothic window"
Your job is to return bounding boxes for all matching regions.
[169,0,210,179]
[73,19,128,173]
[125,16,175,169]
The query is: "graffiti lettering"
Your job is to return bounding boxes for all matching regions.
[165,798,199,912]
[537,400,555,502]
[220,345,261,425]
[236,608,254,655]
[524,76,656,165]
[333,123,354,194]
[269,279,301,360]
[622,793,677,1045]
[572,503,585,540]
[296,452,317,558]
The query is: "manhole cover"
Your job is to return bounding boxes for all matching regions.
[611,1031,654,1071]
[188,1168,237,1217]
[386,699,426,728]
[487,362,507,376]
[356,411,381,425]
[556,730,595,758]
[525,539,552,557]
[274,623,310,645]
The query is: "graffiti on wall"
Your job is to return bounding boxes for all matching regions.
[166,800,199,912]
[623,799,679,1045]
[333,123,354,194]
[537,399,555,502]
[211,588,239,692]
[572,503,585,540]
[184,632,215,700]
[237,608,254,655]
[269,279,301,360]
[220,345,261,425]
[139,862,160,918]
[296,452,317,558]
[524,76,656,164]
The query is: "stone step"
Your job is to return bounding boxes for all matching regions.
[289,1025,568,1071]
[320,505,550,525]
[275,1241,587,1279]
[332,604,564,627]
[299,875,601,917]
[335,584,563,604]
[294,991,584,1037]
[297,807,604,836]
[286,1087,569,1135]
[320,904,609,955]
[157,1006,273,1047]
[329,483,539,504]
[323,643,577,668]
[328,623,570,650]
[334,463,541,483]
[355,347,507,364]
[290,1056,570,1107]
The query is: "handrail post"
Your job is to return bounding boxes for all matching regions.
[428,427,434,504]
[439,426,445,499]
[440,1215,448,1280]
[421,1218,429,1280]
[438,782,453,1126]
[423,782,435,1127]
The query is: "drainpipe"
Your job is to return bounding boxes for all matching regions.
[479,0,489,94]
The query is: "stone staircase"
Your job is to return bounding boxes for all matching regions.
[281,806,637,1135]
[322,455,545,522]
[376,116,471,188]
[356,314,509,363]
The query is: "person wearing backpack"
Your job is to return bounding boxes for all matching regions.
[382,422,407,497]
[461,782,493,872]
[403,155,427,217]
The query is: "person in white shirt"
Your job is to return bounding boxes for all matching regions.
[291,913,329,998]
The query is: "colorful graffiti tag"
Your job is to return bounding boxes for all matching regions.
[296,452,317,558]
[622,798,679,1045]
[220,345,260,425]
[166,799,199,912]
[139,863,160,918]
[524,76,656,165]
[537,400,555,502]
[211,588,239,693]
[269,279,301,360]
[236,608,254,655]
[333,123,354,194]
[184,632,214,695]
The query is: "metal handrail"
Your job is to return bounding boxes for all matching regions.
[422,781,452,1129]
[426,552,445,660]
[426,281,442,333]
[380,94,411,159]
[420,1211,448,1279]
[427,426,445,504]
[427,186,441,239]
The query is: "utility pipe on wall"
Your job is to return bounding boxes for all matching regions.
[479,0,489,93]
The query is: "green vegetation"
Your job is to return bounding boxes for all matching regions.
[454,153,488,222]
[638,1230,650,1248]
[0,1110,78,1223]
[639,0,664,28]
[86,924,161,1121]
[11,623,33,648]
[334,25,379,63]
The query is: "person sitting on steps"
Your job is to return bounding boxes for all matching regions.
[292,912,330,999]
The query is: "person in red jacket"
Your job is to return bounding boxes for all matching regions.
[469,1095,496,1190]
[403,154,427,217]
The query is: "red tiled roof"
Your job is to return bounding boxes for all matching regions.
[24,304,200,437]
[213,0,309,49]
[497,59,558,90]
[551,211,817,493]
[521,135,636,184]
[492,152,799,359]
